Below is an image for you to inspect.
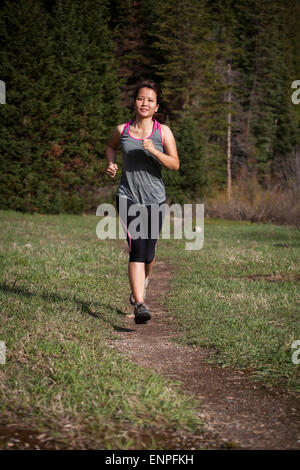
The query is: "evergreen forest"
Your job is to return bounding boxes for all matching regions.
[0,0,299,217]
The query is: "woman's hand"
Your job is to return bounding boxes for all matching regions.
[142,138,157,156]
[106,162,118,179]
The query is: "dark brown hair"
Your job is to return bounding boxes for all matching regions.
[133,79,162,105]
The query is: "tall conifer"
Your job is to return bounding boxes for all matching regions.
[0,0,123,213]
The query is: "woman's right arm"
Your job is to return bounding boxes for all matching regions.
[105,124,124,179]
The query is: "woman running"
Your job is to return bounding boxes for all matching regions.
[106,79,179,324]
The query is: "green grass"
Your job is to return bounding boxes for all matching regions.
[0,210,203,449]
[157,219,300,392]
[1,210,299,450]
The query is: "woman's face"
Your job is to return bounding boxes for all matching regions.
[135,87,159,118]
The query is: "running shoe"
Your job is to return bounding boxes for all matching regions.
[134,302,151,324]
[129,292,136,306]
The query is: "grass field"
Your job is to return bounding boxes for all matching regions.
[0,209,299,449]
[159,219,300,392]
[0,209,203,449]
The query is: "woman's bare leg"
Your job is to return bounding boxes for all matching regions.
[145,258,155,279]
[129,258,156,304]
[128,262,146,304]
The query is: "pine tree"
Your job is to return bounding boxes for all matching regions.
[0,0,123,213]
[230,0,297,180]
[0,0,57,212]
[108,0,161,112]
[146,0,228,193]
[271,0,300,190]
[201,0,241,190]
[162,113,207,203]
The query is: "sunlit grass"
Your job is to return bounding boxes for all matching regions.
[0,209,203,449]
[1,208,299,450]
[157,218,300,392]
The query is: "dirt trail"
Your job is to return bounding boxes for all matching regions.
[110,259,300,450]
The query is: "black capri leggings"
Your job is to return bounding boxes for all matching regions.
[116,195,165,264]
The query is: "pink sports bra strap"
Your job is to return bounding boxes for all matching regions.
[122,119,164,145]
[156,120,164,145]
[121,121,131,136]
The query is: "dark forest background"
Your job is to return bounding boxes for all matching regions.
[0,0,299,223]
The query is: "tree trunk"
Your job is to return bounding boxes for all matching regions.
[227,62,232,201]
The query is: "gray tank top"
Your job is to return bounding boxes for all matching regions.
[117,119,166,205]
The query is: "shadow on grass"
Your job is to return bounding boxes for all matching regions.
[113,325,136,333]
[0,281,127,326]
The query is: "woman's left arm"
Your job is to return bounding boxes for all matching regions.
[142,125,180,171]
